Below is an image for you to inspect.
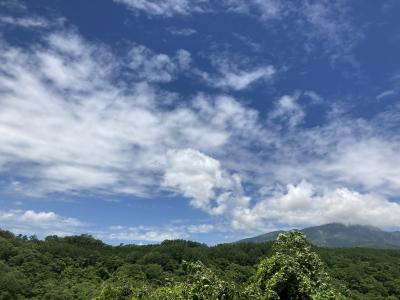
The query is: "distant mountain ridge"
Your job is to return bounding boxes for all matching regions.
[237,223,400,248]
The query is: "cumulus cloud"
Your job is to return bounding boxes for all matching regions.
[164,149,250,215]
[164,149,230,213]
[244,181,400,229]
[0,209,84,236]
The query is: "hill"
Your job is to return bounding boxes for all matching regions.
[237,223,400,248]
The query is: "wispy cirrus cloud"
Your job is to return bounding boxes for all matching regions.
[125,45,191,82]
[0,15,48,28]
[195,55,276,91]
[167,27,197,36]
[113,0,208,16]
[376,90,395,100]
[228,0,360,61]
[115,0,361,64]
[268,93,305,128]
[224,0,285,20]
[200,65,276,91]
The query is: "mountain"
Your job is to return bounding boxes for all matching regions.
[237,223,400,248]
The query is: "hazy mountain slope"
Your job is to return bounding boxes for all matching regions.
[237,223,400,248]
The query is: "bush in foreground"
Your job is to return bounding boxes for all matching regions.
[245,231,344,299]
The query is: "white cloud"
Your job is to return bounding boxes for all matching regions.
[245,181,400,229]
[376,89,395,100]
[224,0,285,20]
[162,146,400,230]
[0,209,84,236]
[115,0,283,19]
[164,149,252,225]
[103,225,186,242]
[304,90,323,104]
[257,115,400,199]
[126,45,191,82]
[0,15,48,28]
[187,224,214,234]
[198,63,276,91]
[168,27,197,36]
[0,207,218,242]
[301,1,356,51]
[164,149,227,207]
[100,223,215,242]
[323,138,400,195]
[164,149,239,214]
[225,0,360,61]
[0,31,261,196]
[0,0,26,10]
[115,0,359,60]
[268,93,305,127]
[113,0,207,16]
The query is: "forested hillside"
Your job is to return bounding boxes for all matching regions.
[1,229,400,299]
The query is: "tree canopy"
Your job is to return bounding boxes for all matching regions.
[1,228,400,299]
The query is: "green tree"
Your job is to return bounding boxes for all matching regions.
[245,231,345,299]
[130,261,239,300]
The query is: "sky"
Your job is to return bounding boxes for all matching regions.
[0,0,400,245]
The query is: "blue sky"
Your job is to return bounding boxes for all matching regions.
[1,0,400,245]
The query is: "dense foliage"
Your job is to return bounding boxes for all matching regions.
[1,228,400,299]
[245,231,342,299]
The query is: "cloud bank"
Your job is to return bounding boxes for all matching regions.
[0,209,84,236]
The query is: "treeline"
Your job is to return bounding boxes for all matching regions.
[1,229,400,299]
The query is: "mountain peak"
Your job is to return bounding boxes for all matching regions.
[237,223,400,249]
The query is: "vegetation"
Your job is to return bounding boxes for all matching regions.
[1,228,400,299]
[245,231,343,299]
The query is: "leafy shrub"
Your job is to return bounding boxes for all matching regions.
[245,231,345,299]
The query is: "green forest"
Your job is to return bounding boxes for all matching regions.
[1,229,400,299]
